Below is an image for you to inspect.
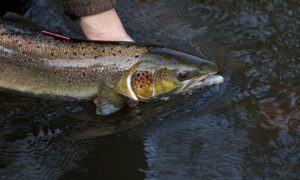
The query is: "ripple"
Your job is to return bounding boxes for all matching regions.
[1,0,300,179]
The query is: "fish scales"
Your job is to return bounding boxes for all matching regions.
[0,17,224,115]
[0,19,148,98]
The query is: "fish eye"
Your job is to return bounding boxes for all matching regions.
[177,71,190,81]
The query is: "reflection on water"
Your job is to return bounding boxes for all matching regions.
[0,0,300,179]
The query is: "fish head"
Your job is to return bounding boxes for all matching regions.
[116,48,224,101]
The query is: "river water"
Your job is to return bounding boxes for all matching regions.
[0,0,299,179]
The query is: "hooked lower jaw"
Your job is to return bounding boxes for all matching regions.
[176,73,224,94]
[193,74,224,88]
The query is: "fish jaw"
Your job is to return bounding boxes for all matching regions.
[177,74,224,94]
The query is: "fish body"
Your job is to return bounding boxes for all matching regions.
[0,19,148,98]
[0,16,224,115]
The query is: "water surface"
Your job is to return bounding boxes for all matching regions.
[0,0,299,179]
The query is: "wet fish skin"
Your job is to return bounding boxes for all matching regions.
[0,17,223,115]
[0,19,149,98]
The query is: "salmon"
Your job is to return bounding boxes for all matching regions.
[0,14,224,115]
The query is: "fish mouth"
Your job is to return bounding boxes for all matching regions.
[176,73,224,94]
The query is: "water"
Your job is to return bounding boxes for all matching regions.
[0,0,299,179]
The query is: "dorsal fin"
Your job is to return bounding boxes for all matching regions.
[3,12,42,30]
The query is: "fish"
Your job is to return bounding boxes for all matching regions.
[0,13,224,115]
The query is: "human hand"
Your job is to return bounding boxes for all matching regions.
[80,9,134,42]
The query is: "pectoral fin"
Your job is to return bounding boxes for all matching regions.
[93,85,125,115]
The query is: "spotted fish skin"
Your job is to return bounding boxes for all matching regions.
[0,19,150,99]
[0,17,224,116]
[131,70,154,99]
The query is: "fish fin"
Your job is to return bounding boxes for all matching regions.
[3,12,42,30]
[94,85,125,115]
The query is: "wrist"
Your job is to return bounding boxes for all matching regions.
[80,9,133,41]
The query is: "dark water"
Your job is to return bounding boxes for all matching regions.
[0,0,300,179]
